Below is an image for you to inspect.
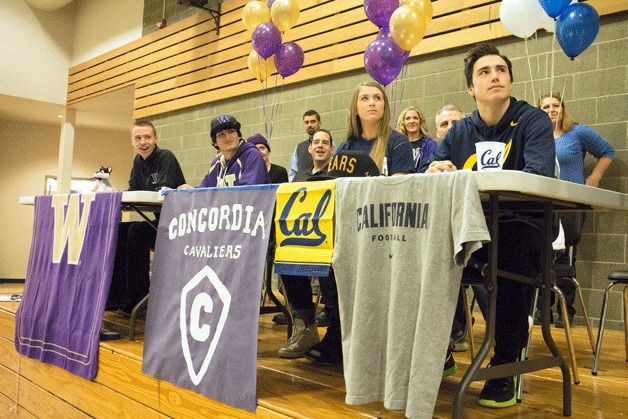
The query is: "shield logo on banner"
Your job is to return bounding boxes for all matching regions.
[180,265,232,385]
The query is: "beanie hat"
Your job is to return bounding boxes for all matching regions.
[210,115,242,142]
[246,133,271,152]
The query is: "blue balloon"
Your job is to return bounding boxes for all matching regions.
[538,0,572,19]
[556,3,600,60]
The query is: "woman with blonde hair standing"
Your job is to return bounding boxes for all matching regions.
[539,92,614,187]
[337,81,414,176]
[537,92,614,327]
[396,106,438,172]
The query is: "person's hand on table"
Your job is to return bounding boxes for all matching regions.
[177,184,193,189]
[426,160,457,173]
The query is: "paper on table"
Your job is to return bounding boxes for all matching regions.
[0,294,21,302]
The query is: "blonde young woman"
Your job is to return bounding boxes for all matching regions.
[539,92,614,187]
[396,106,438,172]
[336,81,414,176]
[537,92,614,328]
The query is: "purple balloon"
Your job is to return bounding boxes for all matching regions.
[267,0,275,8]
[364,0,399,28]
[378,27,410,61]
[275,42,304,78]
[364,34,406,86]
[538,0,572,19]
[377,26,406,55]
[556,3,600,60]
[252,22,282,59]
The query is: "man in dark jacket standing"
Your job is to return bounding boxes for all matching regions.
[422,42,555,409]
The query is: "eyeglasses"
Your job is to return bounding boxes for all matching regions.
[215,129,237,140]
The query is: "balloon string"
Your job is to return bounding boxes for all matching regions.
[256,54,267,138]
[488,0,493,31]
[560,79,567,111]
[398,61,408,110]
[268,75,284,141]
[268,74,276,140]
[262,80,268,139]
[389,82,395,124]
[525,37,536,106]
[550,27,556,98]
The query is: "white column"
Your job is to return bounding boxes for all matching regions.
[57,107,76,194]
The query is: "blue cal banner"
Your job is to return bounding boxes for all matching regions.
[142,185,277,413]
[15,192,122,379]
[274,180,335,277]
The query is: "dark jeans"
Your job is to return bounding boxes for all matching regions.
[470,220,542,363]
[282,269,339,331]
[108,221,157,310]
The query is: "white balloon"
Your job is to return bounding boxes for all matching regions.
[500,0,543,38]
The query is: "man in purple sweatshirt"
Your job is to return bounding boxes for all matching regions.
[181,115,270,188]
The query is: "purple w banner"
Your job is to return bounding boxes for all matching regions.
[142,185,277,413]
[15,192,122,379]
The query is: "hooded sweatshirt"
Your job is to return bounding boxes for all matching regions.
[420,97,555,177]
[200,141,270,187]
[421,97,556,231]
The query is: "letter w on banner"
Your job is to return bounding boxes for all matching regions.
[15,192,122,379]
[142,185,277,413]
[274,179,335,277]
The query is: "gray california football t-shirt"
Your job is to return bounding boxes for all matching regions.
[332,171,489,418]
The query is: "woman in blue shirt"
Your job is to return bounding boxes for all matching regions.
[337,81,414,176]
[537,92,614,327]
[539,92,614,186]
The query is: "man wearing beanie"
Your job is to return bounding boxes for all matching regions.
[182,115,269,188]
[247,133,288,184]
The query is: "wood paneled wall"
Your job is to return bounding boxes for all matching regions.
[66,0,627,120]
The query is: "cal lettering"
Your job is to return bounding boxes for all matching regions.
[279,188,331,246]
[52,193,96,264]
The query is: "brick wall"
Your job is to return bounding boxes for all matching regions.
[142,5,627,329]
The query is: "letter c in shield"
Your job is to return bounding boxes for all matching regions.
[190,293,212,342]
[180,266,231,386]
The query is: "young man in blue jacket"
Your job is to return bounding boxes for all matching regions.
[421,42,555,409]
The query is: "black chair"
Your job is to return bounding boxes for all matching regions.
[527,212,595,384]
[551,212,595,351]
[591,270,628,375]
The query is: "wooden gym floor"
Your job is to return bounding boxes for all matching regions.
[1,282,627,418]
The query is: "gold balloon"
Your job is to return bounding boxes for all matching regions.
[389,5,427,51]
[248,50,276,82]
[401,0,433,26]
[242,1,271,32]
[270,0,300,32]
